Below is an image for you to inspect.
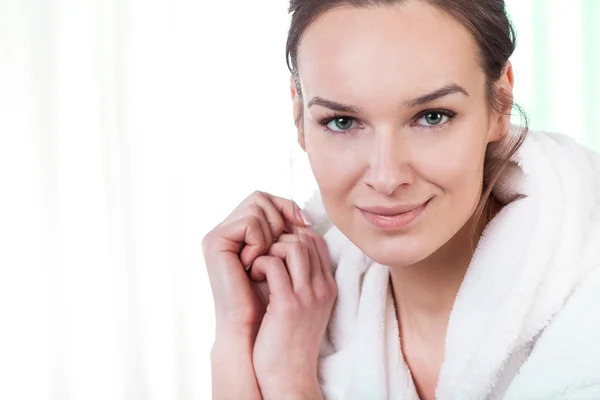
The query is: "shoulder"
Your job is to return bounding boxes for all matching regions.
[516,129,600,224]
[501,129,600,398]
[504,260,600,399]
[521,129,600,177]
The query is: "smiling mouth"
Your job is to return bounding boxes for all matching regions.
[359,199,431,230]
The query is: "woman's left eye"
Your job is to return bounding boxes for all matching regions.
[416,111,454,127]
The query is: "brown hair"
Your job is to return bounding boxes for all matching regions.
[285,0,529,233]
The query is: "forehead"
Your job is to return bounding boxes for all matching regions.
[296,1,484,103]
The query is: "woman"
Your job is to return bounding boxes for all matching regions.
[203,0,600,399]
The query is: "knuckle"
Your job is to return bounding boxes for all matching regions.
[252,190,267,202]
[200,231,211,248]
[247,203,263,218]
[246,214,261,230]
[313,280,329,301]
[267,241,280,253]
[246,216,267,249]
[277,233,293,242]
[241,190,265,207]
[297,284,317,303]
[271,217,285,234]
[270,240,287,254]
[255,255,282,269]
[322,261,334,277]
[201,230,215,254]
[328,281,338,301]
[252,254,268,267]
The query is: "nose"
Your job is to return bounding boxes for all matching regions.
[364,129,414,196]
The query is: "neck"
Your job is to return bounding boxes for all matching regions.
[389,197,503,341]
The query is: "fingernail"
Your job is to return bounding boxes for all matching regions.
[297,208,312,226]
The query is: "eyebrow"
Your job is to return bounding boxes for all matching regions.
[405,83,469,108]
[307,83,469,114]
[307,97,363,114]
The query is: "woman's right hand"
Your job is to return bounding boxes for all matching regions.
[201,191,311,399]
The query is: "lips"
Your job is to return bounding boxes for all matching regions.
[359,200,430,216]
[359,199,431,230]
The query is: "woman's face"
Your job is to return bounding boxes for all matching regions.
[292,1,512,268]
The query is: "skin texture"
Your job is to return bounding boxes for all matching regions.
[292,1,514,398]
[203,191,335,399]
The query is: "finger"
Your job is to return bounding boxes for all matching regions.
[278,231,323,283]
[208,214,266,256]
[202,230,259,304]
[312,233,335,287]
[240,204,273,262]
[248,255,293,297]
[302,232,335,306]
[253,194,287,239]
[218,215,268,269]
[282,214,312,234]
[253,191,311,229]
[255,205,273,245]
[268,240,311,291]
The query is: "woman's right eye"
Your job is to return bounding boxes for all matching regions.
[323,117,358,133]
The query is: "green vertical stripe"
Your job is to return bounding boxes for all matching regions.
[583,0,600,151]
[532,0,552,132]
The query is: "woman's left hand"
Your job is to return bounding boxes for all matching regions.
[248,227,337,399]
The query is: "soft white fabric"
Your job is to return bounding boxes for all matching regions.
[299,128,600,400]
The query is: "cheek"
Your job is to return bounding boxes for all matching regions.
[428,151,485,195]
[418,129,488,195]
[305,130,361,190]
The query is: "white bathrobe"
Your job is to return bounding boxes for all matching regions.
[299,129,600,399]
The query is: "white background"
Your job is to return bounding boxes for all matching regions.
[0,1,596,399]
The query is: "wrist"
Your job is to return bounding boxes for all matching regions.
[258,375,322,400]
[211,336,255,375]
[212,330,254,354]
[211,338,261,400]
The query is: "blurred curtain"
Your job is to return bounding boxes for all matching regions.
[506,0,600,149]
[0,0,214,398]
[0,1,597,400]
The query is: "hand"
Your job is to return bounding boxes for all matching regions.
[249,228,337,399]
[202,191,310,338]
[202,191,311,399]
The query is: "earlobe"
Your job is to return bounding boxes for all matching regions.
[491,106,511,143]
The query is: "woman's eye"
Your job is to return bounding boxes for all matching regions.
[326,117,356,132]
[418,111,450,127]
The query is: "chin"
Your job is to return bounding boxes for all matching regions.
[361,235,431,268]
[367,252,426,269]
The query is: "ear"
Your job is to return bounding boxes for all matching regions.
[489,60,515,143]
[290,75,306,152]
